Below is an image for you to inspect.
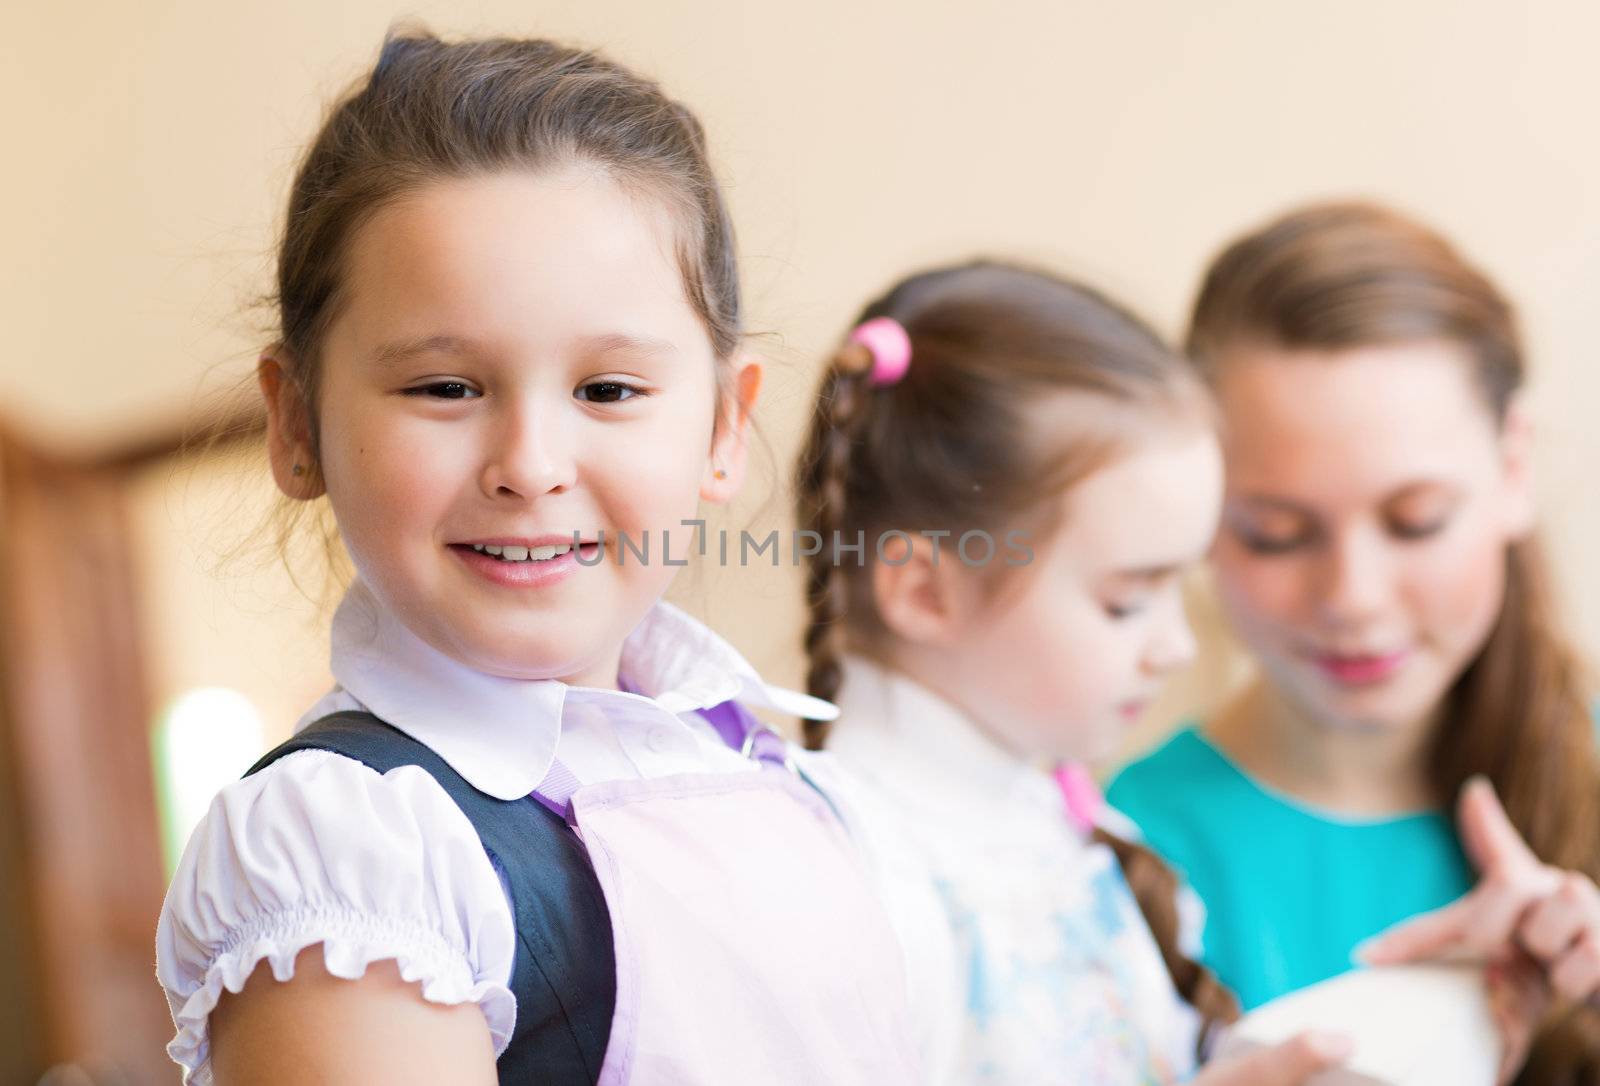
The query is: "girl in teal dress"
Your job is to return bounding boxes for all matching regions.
[1108,201,1600,1082]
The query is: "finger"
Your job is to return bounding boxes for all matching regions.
[1466,874,1553,959]
[1364,872,1548,965]
[1204,1032,1352,1086]
[1458,776,1542,878]
[1488,957,1549,1084]
[1487,979,1522,1086]
[1359,894,1478,964]
[1519,873,1600,963]
[1492,955,1550,1029]
[1549,931,1600,1003]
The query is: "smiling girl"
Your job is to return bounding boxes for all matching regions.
[154,32,919,1085]
[1108,201,1600,1080]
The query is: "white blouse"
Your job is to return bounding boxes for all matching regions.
[155,577,837,1085]
[825,654,1205,1085]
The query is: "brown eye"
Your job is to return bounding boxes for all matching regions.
[1103,597,1146,620]
[1227,508,1314,555]
[404,381,478,400]
[1388,516,1449,541]
[576,381,644,403]
[1236,531,1310,555]
[1385,490,1458,542]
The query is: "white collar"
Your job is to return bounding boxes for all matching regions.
[311,577,836,800]
[827,654,1060,817]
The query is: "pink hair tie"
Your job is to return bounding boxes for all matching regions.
[1053,762,1104,835]
[847,316,912,386]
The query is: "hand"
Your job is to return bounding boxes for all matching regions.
[1483,952,1549,1085]
[1193,1031,1352,1086]
[1359,776,1600,1001]
[1357,776,1600,1080]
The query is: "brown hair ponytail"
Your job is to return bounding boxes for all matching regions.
[796,345,875,750]
[1094,829,1242,1051]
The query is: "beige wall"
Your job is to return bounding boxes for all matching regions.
[12,1,1598,749]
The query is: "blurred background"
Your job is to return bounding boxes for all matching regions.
[3,1,1597,1081]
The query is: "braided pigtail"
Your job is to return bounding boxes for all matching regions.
[795,339,878,749]
[1092,828,1241,1055]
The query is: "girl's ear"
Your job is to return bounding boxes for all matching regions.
[871,533,976,647]
[701,353,763,503]
[258,351,326,501]
[1498,391,1536,540]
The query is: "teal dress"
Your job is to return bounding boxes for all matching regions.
[1105,725,1473,1011]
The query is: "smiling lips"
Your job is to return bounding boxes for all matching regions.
[457,533,599,549]
[1311,649,1411,686]
[448,534,606,589]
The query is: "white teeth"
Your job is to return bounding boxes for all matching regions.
[468,542,574,562]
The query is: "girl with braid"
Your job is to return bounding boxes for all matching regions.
[792,260,1355,1084]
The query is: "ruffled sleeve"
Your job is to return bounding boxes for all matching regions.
[155,748,518,1085]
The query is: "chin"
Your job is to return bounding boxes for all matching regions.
[460,638,602,683]
[1295,678,1441,736]
[1060,728,1120,769]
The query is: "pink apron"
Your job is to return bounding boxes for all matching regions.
[533,704,921,1084]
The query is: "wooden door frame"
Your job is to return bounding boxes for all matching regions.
[0,406,264,1084]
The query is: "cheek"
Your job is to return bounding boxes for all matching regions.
[987,587,1125,721]
[600,400,716,518]
[636,432,707,497]
[1404,530,1508,651]
[323,415,468,539]
[1212,539,1308,642]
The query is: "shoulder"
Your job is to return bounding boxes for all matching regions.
[1106,724,1227,815]
[156,748,517,1082]
[788,748,964,1075]
[1105,723,1260,870]
[172,746,507,911]
[787,747,892,848]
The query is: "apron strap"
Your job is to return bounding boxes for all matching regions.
[531,683,795,818]
[531,757,584,819]
[698,698,795,770]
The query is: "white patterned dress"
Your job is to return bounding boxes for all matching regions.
[826,655,1205,1085]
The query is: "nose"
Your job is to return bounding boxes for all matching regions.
[1143,589,1198,677]
[479,397,576,500]
[1315,527,1391,629]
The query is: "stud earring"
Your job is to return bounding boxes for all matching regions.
[714,468,727,480]
[292,464,305,477]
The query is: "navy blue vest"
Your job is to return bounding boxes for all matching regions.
[246,711,615,1084]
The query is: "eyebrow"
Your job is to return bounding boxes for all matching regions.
[1387,479,1465,503]
[1110,563,1186,585]
[367,334,471,370]
[1233,478,1463,514]
[1232,493,1313,515]
[366,332,680,370]
[582,332,680,358]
